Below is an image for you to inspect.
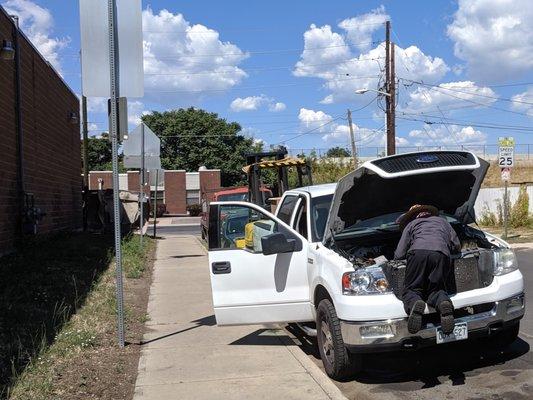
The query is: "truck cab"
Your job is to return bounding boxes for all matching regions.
[207,151,525,379]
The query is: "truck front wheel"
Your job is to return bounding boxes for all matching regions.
[316,299,360,380]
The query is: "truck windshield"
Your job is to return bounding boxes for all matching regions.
[311,194,333,242]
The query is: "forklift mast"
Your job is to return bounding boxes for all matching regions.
[244,147,313,210]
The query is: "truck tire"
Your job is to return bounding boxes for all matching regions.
[316,299,360,380]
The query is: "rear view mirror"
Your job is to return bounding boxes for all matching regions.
[261,233,296,255]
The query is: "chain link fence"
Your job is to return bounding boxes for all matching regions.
[288,144,533,160]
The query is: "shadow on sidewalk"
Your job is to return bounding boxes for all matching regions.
[139,315,216,346]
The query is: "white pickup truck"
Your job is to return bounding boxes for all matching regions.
[207,151,525,379]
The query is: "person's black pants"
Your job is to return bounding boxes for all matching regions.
[402,249,453,314]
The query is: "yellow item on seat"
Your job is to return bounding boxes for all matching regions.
[235,238,246,249]
[245,222,255,249]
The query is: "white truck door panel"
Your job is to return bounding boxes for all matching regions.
[208,201,312,325]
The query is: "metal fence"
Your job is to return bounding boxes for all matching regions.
[288,144,533,160]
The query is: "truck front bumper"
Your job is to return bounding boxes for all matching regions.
[340,293,525,352]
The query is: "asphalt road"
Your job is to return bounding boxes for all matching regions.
[293,246,533,400]
[146,224,201,237]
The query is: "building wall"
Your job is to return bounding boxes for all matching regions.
[0,8,82,254]
[199,169,222,203]
[165,170,187,214]
[88,171,113,190]
[86,167,222,216]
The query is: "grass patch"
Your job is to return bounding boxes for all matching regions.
[0,233,154,399]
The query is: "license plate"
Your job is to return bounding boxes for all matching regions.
[436,322,468,344]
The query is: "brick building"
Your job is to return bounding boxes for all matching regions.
[88,168,221,215]
[0,8,82,255]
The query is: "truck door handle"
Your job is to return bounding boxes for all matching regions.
[212,261,231,274]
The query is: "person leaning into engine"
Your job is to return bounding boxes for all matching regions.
[394,204,461,335]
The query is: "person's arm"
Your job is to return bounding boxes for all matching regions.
[394,226,410,260]
[450,225,461,254]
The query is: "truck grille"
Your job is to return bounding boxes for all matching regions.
[371,152,476,173]
[384,250,494,299]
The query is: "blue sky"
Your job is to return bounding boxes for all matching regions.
[3,0,533,156]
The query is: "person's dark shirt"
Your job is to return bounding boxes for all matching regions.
[394,215,461,259]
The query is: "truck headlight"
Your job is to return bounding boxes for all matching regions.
[342,267,391,295]
[493,248,519,276]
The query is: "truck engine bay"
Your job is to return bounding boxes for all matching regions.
[330,224,498,298]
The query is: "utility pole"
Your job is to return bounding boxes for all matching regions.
[384,21,396,155]
[346,109,357,165]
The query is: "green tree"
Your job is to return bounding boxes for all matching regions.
[326,146,351,158]
[142,108,254,186]
[86,136,112,171]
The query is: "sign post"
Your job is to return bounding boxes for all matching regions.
[498,137,515,240]
[139,123,145,247]
[80,0,143,348]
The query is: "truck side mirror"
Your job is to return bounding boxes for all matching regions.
[261,232,296,255]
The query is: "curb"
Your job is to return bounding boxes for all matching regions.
[275,331,348,400]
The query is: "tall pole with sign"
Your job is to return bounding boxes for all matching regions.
[80,0,143,348]
[498,137,515,240]
[139,123,145,248]
[107,0,126,348]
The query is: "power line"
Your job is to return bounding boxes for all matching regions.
[401,78,533,106]
[397,116,533,132]
[143,76,381,93]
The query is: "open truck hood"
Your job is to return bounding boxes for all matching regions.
[323,151,489,244]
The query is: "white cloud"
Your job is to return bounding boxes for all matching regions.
[230,95,286,112]
[403,81,497,112]
[128,101,148,125]
[298,108,334,130]
[338,5,389,51]
[2,0,68,72]
[408,124,487,146]
[447,0,533,81]
[511,86,533,117]
[269,102,286,112]
[297,108,393,145]
[142,8,248,104]
[87,97,108,113]
[294,15,448,104]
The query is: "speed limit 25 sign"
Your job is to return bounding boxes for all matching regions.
[498,137,515,168]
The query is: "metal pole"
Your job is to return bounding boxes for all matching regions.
[389,41,396,155]
[107,0,125,348]
[385,21,391,156]
[347,109,357,165]
[153,170,158,239]
[503,180,508,240]
[82,95,89,187]
[140,123,145,247]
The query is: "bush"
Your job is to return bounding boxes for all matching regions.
[479,203,498,226]
[510,186,530,228]
[187,203,202,216]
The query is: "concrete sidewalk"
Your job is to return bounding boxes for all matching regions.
[133,235,345,400]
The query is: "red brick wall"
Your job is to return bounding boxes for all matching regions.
[127,171,150,196]
[88,172,113,190]
[165,170,186,214]
[0,9,82,254]
[199,169,222,203]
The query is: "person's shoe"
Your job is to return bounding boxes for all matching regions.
[439,300,455,335]
[407,300,426,334]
